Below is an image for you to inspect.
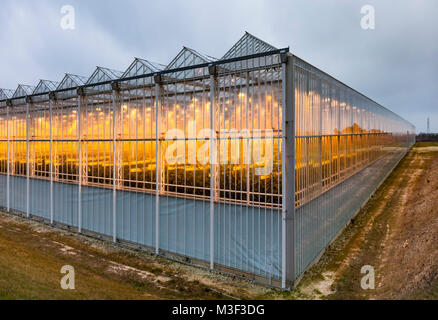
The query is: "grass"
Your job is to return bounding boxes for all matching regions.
[0,214,228,300]
[0,224,145,299]
[415,141,438,147]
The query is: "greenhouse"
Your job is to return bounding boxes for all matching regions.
[0,33,415,288]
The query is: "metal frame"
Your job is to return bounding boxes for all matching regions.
[0,34,416,289]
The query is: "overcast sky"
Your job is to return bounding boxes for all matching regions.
[0,0,436,132]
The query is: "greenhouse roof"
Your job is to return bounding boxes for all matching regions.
[122,58,165,78]
[1,32,284,101]
[222,32,277,59]
[86,67,123,85]
[0,88,14,100]
[33,80,60,94]
[163,47,218,80]
[12,84,36,98]
[57,74,88,90]
[165,47,217,70]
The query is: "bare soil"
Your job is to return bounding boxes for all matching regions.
[297,143,438,300]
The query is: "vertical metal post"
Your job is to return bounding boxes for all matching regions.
[154,78,161,255]
[281,59,287,289]
[6,102,10,212]
[281,52,295,289]
[26,100,30,218]
[50,98,54,224]
[350,103,354,171]
[111,84,119,243]
[337,90,341,182]
[77,92,83,233]
[319,80,323,192]
[208,65,218,270]
[246,72,251,205]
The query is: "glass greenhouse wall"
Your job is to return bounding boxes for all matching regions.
[0,33,415,288]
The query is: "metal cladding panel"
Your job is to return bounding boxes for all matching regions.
[10,176,26,213]
[214,203,282,280]
[81,185,113,237]
[29,179,51,219]
[116,190,156,248]
[159,196,210,262]
[0,174,6,207]
[53,181,79,227]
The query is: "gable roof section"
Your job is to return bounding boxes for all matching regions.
[86,67,123,85]
[122,58,165,78]
[165,47,217,80]
[222,32,277,60]
[0,88,14,100]
[33,80,60,94]
[57,74,88,90]
[13,84,36,98]
[166,47,216,70]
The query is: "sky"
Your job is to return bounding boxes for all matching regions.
[0,0,436,132]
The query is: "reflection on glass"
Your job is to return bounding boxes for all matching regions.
[1,59,414,209]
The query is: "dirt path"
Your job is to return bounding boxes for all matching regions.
[297,144,438,300]
[375,148,438,299]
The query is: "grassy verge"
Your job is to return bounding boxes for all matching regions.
[415,141,438,147]
[0,213,231,300]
